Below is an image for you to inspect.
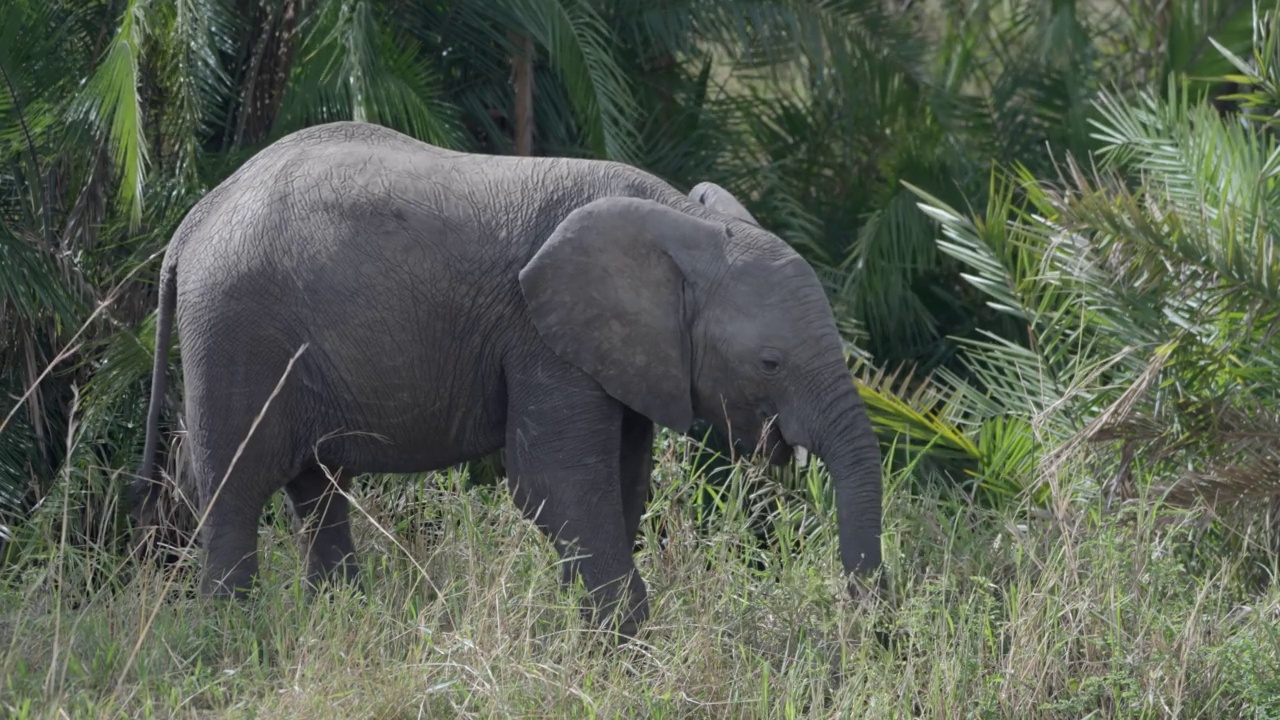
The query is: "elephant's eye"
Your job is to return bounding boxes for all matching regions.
[759,351,782,376]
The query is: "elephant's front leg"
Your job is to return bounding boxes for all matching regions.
[504,369,647,638]
[619,408,655,550]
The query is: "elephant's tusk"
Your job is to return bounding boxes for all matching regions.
[794,445,809,468]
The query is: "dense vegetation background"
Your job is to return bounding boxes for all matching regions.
[3,0,1280,716]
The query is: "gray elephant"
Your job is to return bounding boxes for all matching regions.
[132,121,883,638]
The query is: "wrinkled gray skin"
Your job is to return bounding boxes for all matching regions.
[133,122,883,638]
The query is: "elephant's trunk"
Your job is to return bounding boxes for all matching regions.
[791,365,884,591]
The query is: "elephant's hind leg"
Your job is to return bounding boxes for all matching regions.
[198,474,274,599]
[285,464,361,590]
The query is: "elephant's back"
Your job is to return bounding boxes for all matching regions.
[170,123,688,311]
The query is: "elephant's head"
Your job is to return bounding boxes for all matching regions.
[518,185,884,591]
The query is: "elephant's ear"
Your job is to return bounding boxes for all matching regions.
[689,181,759,226]
[518,196,727,432]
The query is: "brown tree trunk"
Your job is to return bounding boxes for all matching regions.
[510,32,535,156]
[234,0,301,148]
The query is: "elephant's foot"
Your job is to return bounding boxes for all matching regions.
[304,551,365,597]
[198,558,260,601]
[199,522,262,600]
[582,572,650,644]
[846,569,888,604]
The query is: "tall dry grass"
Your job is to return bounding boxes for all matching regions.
[1,420,1276,718]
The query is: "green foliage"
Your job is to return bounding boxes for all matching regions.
[1212,0,1280,129]
[891,15,1280,510]
[276,0,463,147]
[79,0,150,227]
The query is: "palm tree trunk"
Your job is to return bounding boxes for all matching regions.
[233,0,300,147]
[510,31,535,156]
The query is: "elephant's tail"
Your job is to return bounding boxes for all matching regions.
[130,255,178,532]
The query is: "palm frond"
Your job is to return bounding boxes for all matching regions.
[911,30,1280,506]
[1087,82,1280,338]
[0,399,37,530]
[0,220,79,326]
[853,360,980,465]
[277,0,463,147]
[75,312,166,458]
[152,0,236,181]
[848,190,947,357]
[77,0,150,227]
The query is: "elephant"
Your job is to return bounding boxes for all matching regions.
[131,121,884,638]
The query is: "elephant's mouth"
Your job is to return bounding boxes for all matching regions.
[746,423,794,467]
[690,417,801,467]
